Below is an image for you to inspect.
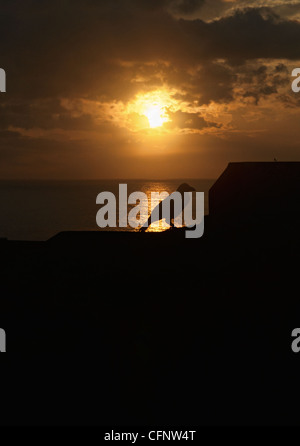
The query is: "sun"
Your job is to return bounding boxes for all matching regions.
[144,104,168,128]
[126,90,174,130]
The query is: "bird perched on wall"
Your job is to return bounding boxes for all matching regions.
[139,183,196,232]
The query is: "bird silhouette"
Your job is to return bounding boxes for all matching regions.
[139,183,196,232]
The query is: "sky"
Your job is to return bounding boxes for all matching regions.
[0,0,300,179]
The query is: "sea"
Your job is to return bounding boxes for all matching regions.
[0,179,215,241]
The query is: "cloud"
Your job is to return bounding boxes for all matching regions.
[167,0,206,14]
[0,1,300,177]
[165,109,222,130]
[1,3,300,102]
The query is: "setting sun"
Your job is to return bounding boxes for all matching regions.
[144,104,168,128]
[125,89,175,131]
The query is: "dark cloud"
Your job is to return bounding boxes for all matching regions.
[274,63,289,73]
[1,3,300,102]
[235,61,291,105]
[0,0,299,176]
[0,130,21,138]
[0,99,98,131]
[269,2,300,21]
[167,0,205,14]
[165,109,221,130]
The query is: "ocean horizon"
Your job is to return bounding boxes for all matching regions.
[0,179,214,241]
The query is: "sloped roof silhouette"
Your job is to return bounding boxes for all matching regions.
[209,162,300,223]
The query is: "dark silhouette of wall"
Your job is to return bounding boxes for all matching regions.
[209,162,300,230]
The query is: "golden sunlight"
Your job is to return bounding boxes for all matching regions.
[126,90,175,131]
[144,104,168,128]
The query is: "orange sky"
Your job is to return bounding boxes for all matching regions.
[0,0,300,179]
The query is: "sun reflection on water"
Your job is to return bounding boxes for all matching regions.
[132,181,190,233]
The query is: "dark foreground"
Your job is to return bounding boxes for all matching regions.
[1,216,300,425]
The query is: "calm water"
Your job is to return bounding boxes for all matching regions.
[0,179,214,241]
